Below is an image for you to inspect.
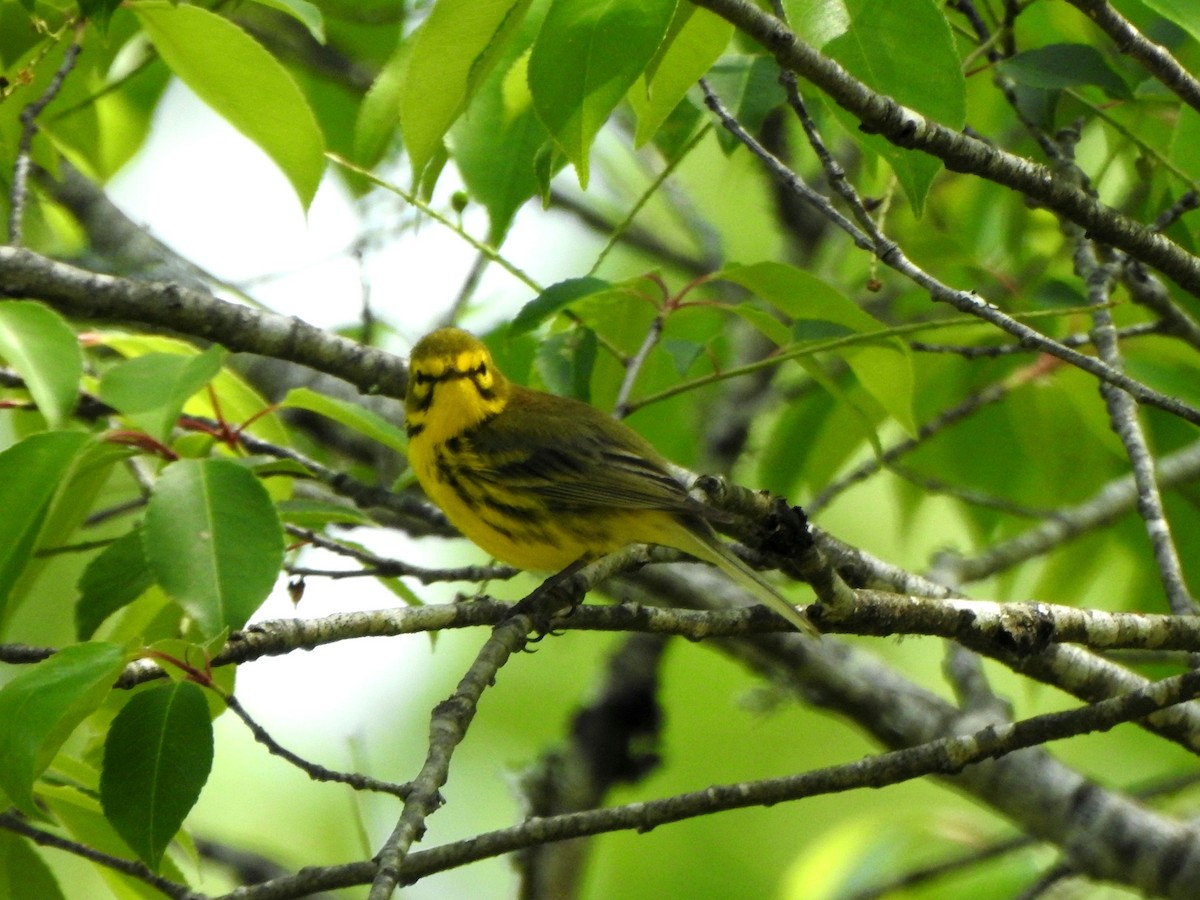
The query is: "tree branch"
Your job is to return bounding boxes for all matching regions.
[0,247,409,399]
[688,0,1200,299]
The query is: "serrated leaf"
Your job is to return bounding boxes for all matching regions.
[0,301,82,427]
[400,0,533,179]
[528,0,676,186]
[101,682,213,871]
[99,346,226,441]
[75,529,155,640]
[131,1,326,209]
[0,830,66,900]
[999,44,1132,99]
[280,387,407,453]
[144,458,284,637]
[0,432,92,629]
[824,0,964,215]
[0,642,126,817]
[510,276,611,335]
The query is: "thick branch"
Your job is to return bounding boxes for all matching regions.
[0,247,409,399]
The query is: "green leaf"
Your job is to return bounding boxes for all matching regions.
[630,6,732,146]
[0,642,126,817]
[130,1,326,209]
[535,327,597,401]
[354,40,412,167]
[99,346,226,441]
[7,440,132,628]
[144,458,284,637]
[704,56,786,154]
[76,529,155,640]
[454,47,558,243]
[998,44,1132,99]
[40,782,189,899]
[248,0,325,43]
[528,0,676,186]
[276,498,372,528]
[77,0,125,32]
[0,829,66,900]
[0,432,92,629]
[720,262,882,331]
[400,0,533,179]
[785,0,850,47]
[720,262,915,434]
[1144,0,1200,45]
[279,387,408,453]
[101,682,214,871]
[824,0,965,215]
[511,276,612,335]
[727,304,791,346]
[661,338,704,377]
[0,301,82,427]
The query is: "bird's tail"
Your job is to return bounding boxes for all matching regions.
[679,528,819,637]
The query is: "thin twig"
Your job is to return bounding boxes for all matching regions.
[8,22,85,247]
[935,438,1200,584]
[810,382,1010,513]
[224,694,412,798]
[288,525,515,583]
[696,77,1200,428]
[0,811,202,900]
[392,666,1200,893]
[613,313,664,418]
[1066,180,1198,614]
[908,321,1163,358]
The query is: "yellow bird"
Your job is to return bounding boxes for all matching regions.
[404,327,817,635]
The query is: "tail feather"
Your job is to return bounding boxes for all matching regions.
[678,528,819,637]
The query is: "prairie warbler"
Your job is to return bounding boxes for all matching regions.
[404,327,817,635]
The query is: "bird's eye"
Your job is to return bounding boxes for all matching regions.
[414,371,434,385]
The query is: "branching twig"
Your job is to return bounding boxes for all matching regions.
[395,666,1200,895]
[193,667,1200,898]
[689,0,1200,300]
[368,558,602,899]
[613,313,664,418]
[697,78,1200,428]
[1070,229,1197,615]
